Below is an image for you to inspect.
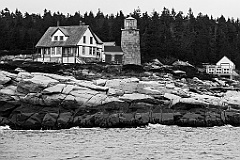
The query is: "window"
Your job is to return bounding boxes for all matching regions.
[51,47,55,55]
[44,48,50,55]
[89,47,92,55]
[83,36,86,43]
[56,47,61,55]
[97,49,100,57]
[224,69,230,73]
[82,46,85,55]
[54,36,58,41]
[60,36,64,41]
[90,37,93,44]
[93,47,95,55]
[67,48,71,54]
[217,68,222,74]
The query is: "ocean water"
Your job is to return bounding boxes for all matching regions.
[0,124,240,160]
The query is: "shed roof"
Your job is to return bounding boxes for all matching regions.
[104,46,123,52]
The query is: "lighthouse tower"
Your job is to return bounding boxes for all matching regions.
[121,17,141,65]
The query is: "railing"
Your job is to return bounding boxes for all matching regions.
[206,65,233,75]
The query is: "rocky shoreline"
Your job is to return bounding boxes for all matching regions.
[1,61,240,129]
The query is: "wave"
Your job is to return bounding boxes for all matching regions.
[147,123,168,129]
[0,125,11,130]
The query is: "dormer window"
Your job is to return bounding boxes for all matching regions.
[60,36,64,41]
[54,36,58,41]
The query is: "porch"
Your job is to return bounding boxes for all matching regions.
[35,46,101,63]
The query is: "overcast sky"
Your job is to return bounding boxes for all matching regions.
[1,0,240,19]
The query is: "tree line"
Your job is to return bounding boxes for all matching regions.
[1,7,240,68]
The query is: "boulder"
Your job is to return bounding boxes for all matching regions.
[0,99,19,117]
[93,79,107,86]
[15,67,26,72]
[1,70,17,79]
[138,81,164,89]
[105,79,122,88]
[166,83,175,89]
[73,79,108,91]
[214,78,226,86]
[42,113,58,129]
[161,112,176,125]
[137,86,165,95]
[20,93,45,106]
[178,112,205,127]
[0,93,15,102]
[62,95,79,110]
[93,113,109,127]
[225,91,240,106]
[2,67,240,129]
[43,94,66,106]
[81,69,89,75]
[26,75,59,87]
[57,112,73,128]
[0,85,17,95]
[134,113,150,125]
[86,93,108,107]
[80,114,95,127]
[128,102,153,113]
[179,98,209,106]
[70,89,96,105]
[107,113,120,127]
[152,113,162,123]
[17,81,45,94]
[205,111,223,126]
[120,82,138,94]
[13,113,34,127]
[0,74,11,85]
[105,79,139,93]
[23,113,45,129]
[123,77,140,83]
[164,93,181,106]
[0,116,11,126]
[42,84,66,94]
[107,88,125,96]
[119,113,135,126]
[119,93,153,102]
[225,111,240,126]
[31,72,75,82]
[17,71,33,80]
[62,85,75,94]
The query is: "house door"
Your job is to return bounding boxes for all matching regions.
[105,55,112,63]
[56,47,62,55]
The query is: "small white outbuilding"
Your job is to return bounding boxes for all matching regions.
[206,56,237,79]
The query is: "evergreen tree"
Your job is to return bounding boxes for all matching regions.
[0,7,240,68]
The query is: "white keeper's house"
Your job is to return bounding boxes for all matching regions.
[206,56,238,79]
[35,24,103,63]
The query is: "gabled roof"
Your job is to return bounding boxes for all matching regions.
[36,25,102,47]
[104,46,123,52]
[217,56,235,65]
[51,27,70,37]
[126,16,135,20]
[92,32,103,44]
